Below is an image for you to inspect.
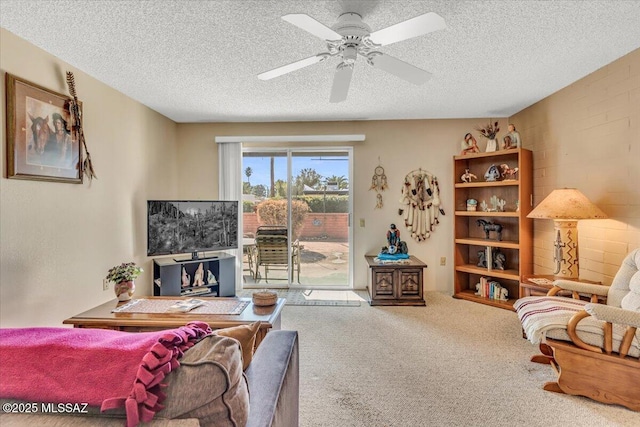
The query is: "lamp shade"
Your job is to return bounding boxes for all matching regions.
[527,188,607,220]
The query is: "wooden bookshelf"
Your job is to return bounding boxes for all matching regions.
[452,149,533,310]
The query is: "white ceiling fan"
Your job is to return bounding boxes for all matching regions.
[258,10,446,103]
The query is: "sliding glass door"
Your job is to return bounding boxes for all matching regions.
[242,148,352,288]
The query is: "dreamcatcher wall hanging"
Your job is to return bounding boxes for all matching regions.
[369,160,388,209]
[399,168,445,241]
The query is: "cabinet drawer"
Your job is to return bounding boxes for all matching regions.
[372,270,395,297]
[399,270,422,298]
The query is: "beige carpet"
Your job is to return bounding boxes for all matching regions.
[280,291,637,427]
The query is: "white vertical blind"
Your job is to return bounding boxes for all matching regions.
[218,142,242,291]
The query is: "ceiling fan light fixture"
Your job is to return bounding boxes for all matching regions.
[342,45,358,63]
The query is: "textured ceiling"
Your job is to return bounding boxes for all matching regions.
[2,0,640,123]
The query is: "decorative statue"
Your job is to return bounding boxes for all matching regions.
[181,267,190,288]
[477,219,503,241]
[505,124,521,148]
[207,270,217,284]
[499,163,519,180]
[484,164,501,182]
[381,223,408,255]
[193,263,205,286]
[460,168,478,183]
[477,250,487,268]
[460,133,480,155]
[492,249,506,270]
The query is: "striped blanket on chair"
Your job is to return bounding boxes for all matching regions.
[514,296,589,344]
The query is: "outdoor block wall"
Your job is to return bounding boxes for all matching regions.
[511,48,640,285]
[243,213,348,240]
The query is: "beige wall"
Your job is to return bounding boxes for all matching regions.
[0,29,179,327]
[510,48,640,285]
[176,119,508,291]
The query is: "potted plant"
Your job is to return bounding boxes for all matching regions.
[106,262,143,301]
[476,121,500,152]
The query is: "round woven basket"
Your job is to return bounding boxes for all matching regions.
[252,291,277,306]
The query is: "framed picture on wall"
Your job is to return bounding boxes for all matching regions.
[5,73,82,183]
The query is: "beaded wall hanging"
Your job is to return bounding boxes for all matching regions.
[398,168,445,241]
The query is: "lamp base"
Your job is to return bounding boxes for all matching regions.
[552,220,579,280]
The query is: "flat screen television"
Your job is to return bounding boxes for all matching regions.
[147,200,239,258]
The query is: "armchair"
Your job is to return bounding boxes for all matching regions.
[514,249,640,411]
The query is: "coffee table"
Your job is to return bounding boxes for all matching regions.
[63,296,285,348]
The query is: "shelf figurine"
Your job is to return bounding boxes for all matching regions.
[460,133,480,155]
[499,163,518,180]
[181,267,190,288]
[484,164,501,182]
[460,168,478,183]
[207,270,217,285]
[504,124,521,149]
[193,263,205,286]
[477,219,503,241]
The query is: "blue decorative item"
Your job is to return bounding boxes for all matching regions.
[484,164,500,182]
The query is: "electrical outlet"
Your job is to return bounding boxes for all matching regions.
[359,219,365,227]
[440,257,446,266]
[103,278,110,291]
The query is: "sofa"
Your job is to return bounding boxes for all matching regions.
[0,329,299,427]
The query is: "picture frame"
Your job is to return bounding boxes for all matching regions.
[5,73,82,183]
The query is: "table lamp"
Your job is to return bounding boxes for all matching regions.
[527,188,607,279]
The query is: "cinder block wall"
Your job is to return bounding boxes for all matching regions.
[511,48,640,285]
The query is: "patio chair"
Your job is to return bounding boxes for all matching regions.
[254,228,300,283]
[514,249,640,411]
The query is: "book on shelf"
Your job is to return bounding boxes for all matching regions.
[475,276,508,301]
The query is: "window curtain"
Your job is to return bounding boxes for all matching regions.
[218,141,242,291]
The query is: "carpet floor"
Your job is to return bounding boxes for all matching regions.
[280,291,637,427]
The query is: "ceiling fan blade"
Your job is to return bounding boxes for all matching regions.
[258,54,327,80]
[282,14,342,41]
[329,64,353,103]
[369,53,432,85]
[368,12,446,46]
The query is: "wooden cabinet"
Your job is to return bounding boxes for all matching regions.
[153,254,236,297]
[453,149,533,310]
[365,255,427,306]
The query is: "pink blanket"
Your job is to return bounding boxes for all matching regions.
[0,321,211,427]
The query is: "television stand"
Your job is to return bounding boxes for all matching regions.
[154,253,235,297]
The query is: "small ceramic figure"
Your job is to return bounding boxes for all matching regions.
[460,133,480,155]
[193,263,205,286]
[381,224,408,255]
[387,224,401,249]
[492,249,506,270]
[477,250,487,268]
[505,124,521,148]
[499,163,519,180]
[460,169,478,183]
[484,164,501,181]
[207,270,217,284]
[477,219,503,241]
[181,267,190,288]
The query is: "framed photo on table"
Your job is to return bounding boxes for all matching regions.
[5,73,82,183]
